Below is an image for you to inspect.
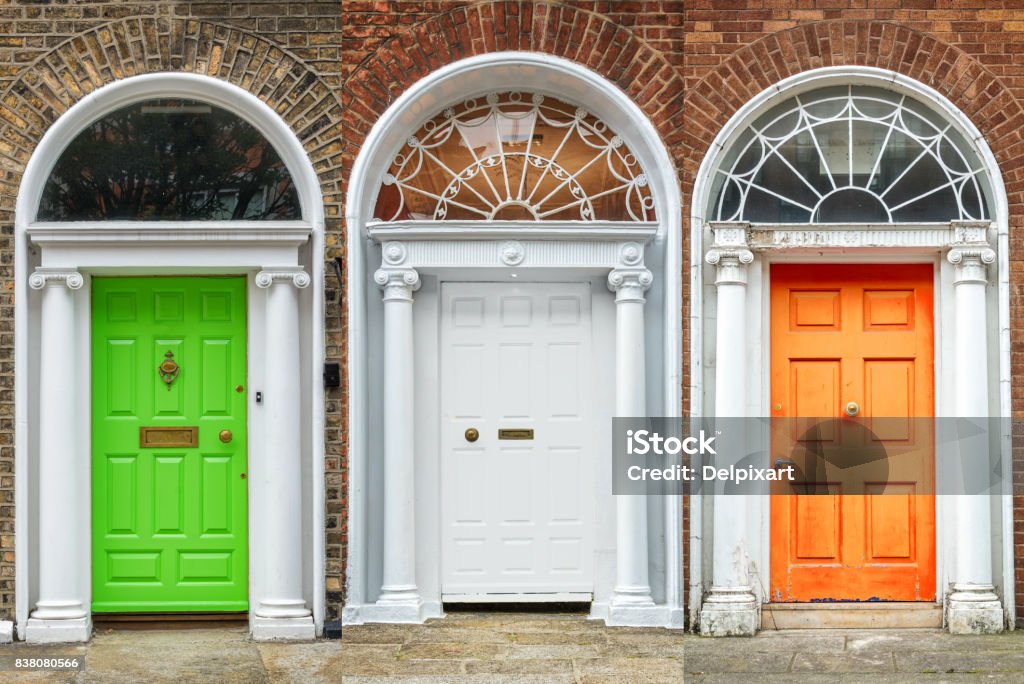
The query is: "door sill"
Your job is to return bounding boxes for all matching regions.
[762,602,942,629]
[92,612,248,631]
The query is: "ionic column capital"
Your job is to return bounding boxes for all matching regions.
[947,245,996,286]
[374,267,421,302]
[28,268,83,290]
[607,268,653,303]
[255,268,310,289]
[706,223,754,286]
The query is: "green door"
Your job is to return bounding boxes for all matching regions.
[92,277,248,613]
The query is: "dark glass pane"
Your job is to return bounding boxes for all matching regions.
[815,188,889,222]
[38,99,300,221]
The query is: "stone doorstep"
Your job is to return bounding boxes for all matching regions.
[762,602,943,630]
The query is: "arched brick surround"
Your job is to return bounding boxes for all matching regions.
[682,19,1024,627]
[0,17,344,217]
[340,1,687,193]
[0,16,345,622]
[340,0,686,618]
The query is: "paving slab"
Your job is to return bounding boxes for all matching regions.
[2,612,1024,681]
[791,651,896,673]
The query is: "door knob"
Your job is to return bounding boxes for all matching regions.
[774,458,796,470]
[844,401,860,417]
[465,428,479,443]
[219,429,233,443]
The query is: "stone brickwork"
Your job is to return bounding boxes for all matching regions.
[680,2,1024,628]
[0,1,344,623]
[2,0,1024,630]
[341,0,687,611]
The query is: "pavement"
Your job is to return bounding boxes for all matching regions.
[0,611,1023,682]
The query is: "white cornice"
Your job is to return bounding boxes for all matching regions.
[708,220,994,252]
[26,222,312,247]
[366,221,658,243]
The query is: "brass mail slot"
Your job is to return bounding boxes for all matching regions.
[498,428,534,440]
[140,426,198,448]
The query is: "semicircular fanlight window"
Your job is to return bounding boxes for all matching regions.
[708,85,991,223]
[373,92,655,222]
[38,99,300,221]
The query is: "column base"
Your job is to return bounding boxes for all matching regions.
[947,585,1004,634]
[251,615,316,641]
[25,616,91,643]
[346,600,443,624]
[369,591,427,623]
[699,586,759,637]
[254,598,312,619]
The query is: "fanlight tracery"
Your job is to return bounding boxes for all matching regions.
[374,92,655,222]
[709,85,991,224]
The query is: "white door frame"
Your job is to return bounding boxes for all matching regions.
[690,67,1014,633]
[345,52,684,628]
[14,73,326,642]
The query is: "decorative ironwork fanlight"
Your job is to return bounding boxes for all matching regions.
[375,92,655,222]
[709,85,991,223]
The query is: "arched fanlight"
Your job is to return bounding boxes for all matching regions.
[708,85,991,223]
[38,98,300,221]
[374,91,655,222]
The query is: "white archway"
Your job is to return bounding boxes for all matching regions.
[345,52,684,627]
[690,66,1013,634]
[14,73,326,641]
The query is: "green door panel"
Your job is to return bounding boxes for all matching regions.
[92,277,248,613]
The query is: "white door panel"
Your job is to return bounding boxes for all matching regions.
[441,282,595,597]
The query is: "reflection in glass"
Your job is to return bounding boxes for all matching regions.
[38,99,300,221]
[373,92,655,222]
[708,86,991,223]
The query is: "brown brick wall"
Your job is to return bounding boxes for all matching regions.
[681,2,1024,628]
[0,1,344,623]
[2,0,1024,630]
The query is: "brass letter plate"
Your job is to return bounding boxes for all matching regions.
[498,428,534,440]
[140,426,199,448]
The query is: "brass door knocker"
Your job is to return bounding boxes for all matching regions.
[159,351,180,390]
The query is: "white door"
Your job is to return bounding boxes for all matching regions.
[440,282,595,600]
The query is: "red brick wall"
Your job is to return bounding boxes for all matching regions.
[0,0,1022,629]
[340,0,688,609]
[681,3,1024,627]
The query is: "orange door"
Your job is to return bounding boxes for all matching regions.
[769,264,935,602]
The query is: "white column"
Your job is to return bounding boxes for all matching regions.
[26,269,89,643]
[252,268,315,640]
[372,253,424,622]
[946,237,1003,634]
[607,242,657,625]
[699,226,759,636]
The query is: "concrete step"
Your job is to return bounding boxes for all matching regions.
[762,602,942,629]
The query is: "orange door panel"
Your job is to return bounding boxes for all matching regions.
[769,264,936,602]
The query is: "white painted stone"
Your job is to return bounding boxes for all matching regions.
[27,270,89,643]
[699,585,760,637]
[251,616,316,641]
[253,269,314,638]
[373,265,424,619]
[24,617,90,644]
[345,53,684,627]
[0,620,13,643]
[700,231,759,637]
[14,73,328,640]
[945,238,1004,635]
[946,590,1004,635]
[607,263,657,623]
